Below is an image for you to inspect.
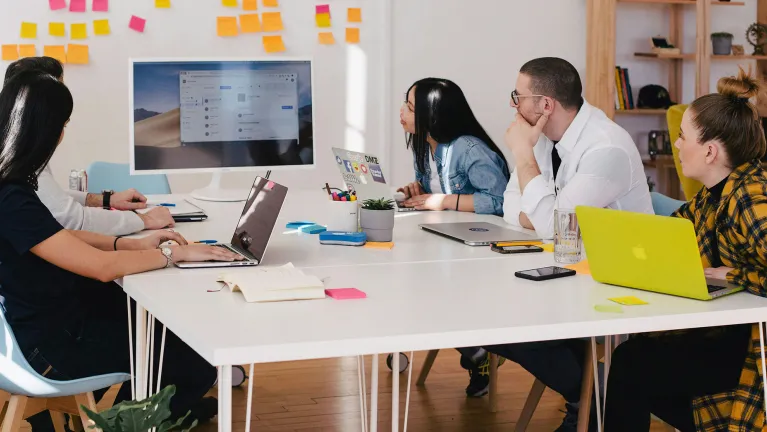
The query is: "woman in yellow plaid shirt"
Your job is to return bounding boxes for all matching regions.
[605,68,767,431]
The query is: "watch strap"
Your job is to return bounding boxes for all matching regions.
[102,190,113,209]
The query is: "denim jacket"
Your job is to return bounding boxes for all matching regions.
[414,135,509,215]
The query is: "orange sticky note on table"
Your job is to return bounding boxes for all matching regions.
[347,8,362,23]
[345,27,360,44]
[318,32,335,45]
[364,242,394,250]
[93,19,111,36]
[564,260,591,275]
[21,22,38,39]
[263,0,278,7]
[1,45,19,61]
[239,14,261,33]
[222,0,237,7]
[67,44,89,65]
[315,13,331,28]
[217,17,239,37]
[43,45,67,64]
[262,35,285,53]
[262,12,283,32]
[156,0,171,8]
[243,0,258,10]
[71,23,88,40]
[49,22,66,37]
[19,45,36,58]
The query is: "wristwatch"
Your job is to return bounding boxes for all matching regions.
[160,247,173,268]
[102,190,114,209]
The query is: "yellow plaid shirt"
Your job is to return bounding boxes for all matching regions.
[672,160,767,431]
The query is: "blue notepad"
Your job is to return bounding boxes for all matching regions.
[319,231,366,246]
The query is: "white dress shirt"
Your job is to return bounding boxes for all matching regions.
[36,166,145,236]
[503,101,653,239]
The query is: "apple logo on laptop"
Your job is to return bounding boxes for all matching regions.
[469,228,489,232]
[632,246,648,260]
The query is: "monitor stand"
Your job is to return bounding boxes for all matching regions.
[191,173,248,202]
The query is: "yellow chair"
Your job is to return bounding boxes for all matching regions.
[667,104,704,200]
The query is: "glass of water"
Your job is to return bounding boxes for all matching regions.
[554,208,583,264]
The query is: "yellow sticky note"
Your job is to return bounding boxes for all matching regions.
[262,35,285,53]
[263,0,278,7]
[564,260,590,275]
[345,27,360,44]
[67,44,89,65]
[318,32,335,45]
[19,44,36,58]
[347,7,362,23]
[315,13,331,28]
[609,296,649,306]
[541,243,554,252]
[217,16,239,37]
[243,0,258,10]
[222,0,237,6]
[262,12,283,32]
[594,304,623,314]
[239,14,261,33]
[43,45,66,64]
[71,23,87,40]
[155,0,171,8]
[49,22,66,37]
[364,242,394,250]
[21,22,38,39]
[1,45,19,61]
[93,19,111,36]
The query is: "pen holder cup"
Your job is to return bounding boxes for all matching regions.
[325,200,359,232]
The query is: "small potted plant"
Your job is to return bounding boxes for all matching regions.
[82,385,197,431]
[360,198,395,242]
[711,32,734,55]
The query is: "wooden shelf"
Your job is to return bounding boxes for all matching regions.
[712,54,767,60]
[615,109,668,115]
[619,0,744,5]
[635,52,695,60]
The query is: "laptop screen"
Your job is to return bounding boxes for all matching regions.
[230,177,288,262]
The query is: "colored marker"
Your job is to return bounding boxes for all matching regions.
[155,203,176,207]
[195,240,217,244]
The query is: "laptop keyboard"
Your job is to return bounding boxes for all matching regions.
[212,244,253,262]
[707,284,724,294]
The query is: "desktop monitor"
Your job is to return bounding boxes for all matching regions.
[129,58,314,201]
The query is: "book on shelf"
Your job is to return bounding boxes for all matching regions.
[614,66,636,110]
[615,67,625,110]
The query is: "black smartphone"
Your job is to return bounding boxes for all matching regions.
[491,245,544,254]
[515,266,576,281]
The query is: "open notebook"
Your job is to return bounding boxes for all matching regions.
[136,200,207,222]
[217,264,326,303]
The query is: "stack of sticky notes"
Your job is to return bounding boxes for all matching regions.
[346,7,361,44]
[316,4,334,45]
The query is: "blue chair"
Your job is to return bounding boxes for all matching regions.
[87,162,171,195]
[0,307,130,430]
[651,191,685,217]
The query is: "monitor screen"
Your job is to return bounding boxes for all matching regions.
[231,177,288,263]
[130,59,314,173]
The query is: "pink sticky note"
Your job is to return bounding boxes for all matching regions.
[49,0,67,11]
[129,15,146,33]
[69,0,86,12]
[325,288,366,300]
[92,0,108,12]
[316,4,330,15]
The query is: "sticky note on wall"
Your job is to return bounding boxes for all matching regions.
[156,0,171,8]
[239,14,261,33]
[262,12,283,32]
[348,8,362,23]
[92,0,109,12]
[316,13,331,28]
[318,32,335,45]
[69,0,86,12]
[21,22,38,39]
[49,0,66,11]
[93,19,111,36]
[222,0,237,6]
[71,23,87,40]
[19,45,36,58]
[316,4,330,15]
[129,16,146,33]
[217,17,239,37]
[67,44,88,64]
[345,27,360,44]
[243,0,257,10]
[44,45,67,64]
[49,22,66,37]
[2,45,19,61]
[263,35,285,53]
[263,0,278,7]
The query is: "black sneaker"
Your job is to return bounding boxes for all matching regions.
[465,366,490,397]
[554,402,598,432]
[182,396,218,427]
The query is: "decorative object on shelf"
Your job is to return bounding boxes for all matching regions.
[746,23,767,55]
[732,44,745,56]
[648,130,672,160]
[647,176,655,193]
[648,130,660,160]
[637,85,675,109]
[711,32,734,55]
[650,37,680,55]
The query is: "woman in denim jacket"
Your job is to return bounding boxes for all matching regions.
[397,78,510,216]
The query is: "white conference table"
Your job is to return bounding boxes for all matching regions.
[122,191,767,432]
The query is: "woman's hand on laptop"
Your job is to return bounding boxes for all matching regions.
[404,194,447,211]
[704,266,734,281]
[171,244,245,263]
[397,182,423,199]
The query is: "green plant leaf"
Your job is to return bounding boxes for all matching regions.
[85,385,178,432]
[158,411,198,432]
[361,197,394,210]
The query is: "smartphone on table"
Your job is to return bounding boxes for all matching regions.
[491,244,544,254]
[515,266,576,281]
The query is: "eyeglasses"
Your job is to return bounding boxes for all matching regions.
[511,89,544,105]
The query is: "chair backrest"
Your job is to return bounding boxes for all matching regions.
[651,191,685,217]
[87,162,171,195]
[0,308,60,395]
[667,105,704,200]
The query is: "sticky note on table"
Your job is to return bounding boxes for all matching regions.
[92,0,109,12]
[2,45,19,61]
[93,19,111,35]
[263,0,279,7]
[345,27,360,44]
[49,0,67,11]
[541,243,554,252]
[325,288,366,300]
[67,44,88,64]
[262,35,285,53]
[71,23,87,40]
[262,12,283,32]
[594,304,623,314]
[243,0,258,10]
[21,22,38,39]
[364,242,394,250]
[316,4,330,15]
[316,13,331,28]
[239,14,261,33]
[19,45,36,58]
[129,16,147,33]
[564,260,590,275]
[348,8,362,23]
[217,17,239,37]
[222,0,237,6]
[44,45,67,64]
[49,22,66,37]
[156,0,171,8]
[69,0,86,12]
[318,32,335,45]
[609,296,649,306]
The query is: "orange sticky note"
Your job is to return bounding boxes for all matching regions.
[19,44,36,58]
[240,14,261,33]
[345,27,360,44]
[93,19,111,36]
[262,35,285,53]
[318,32,335,45]
[315,13,331,28]
[217,16,239,37]
[156,0,171,8]
[564,260,591,275]
[347,8,362,23]
[1,45,19,61]
[49,22,66,37]
[71,23,88,40]
[222,0,237,6]
[67,44,89,65]
[263,0,278,7]
[243,0,257,10]
[21,22,38,39]
[262,12,283,32]
[364,242,394,250]
[43,45,67,64]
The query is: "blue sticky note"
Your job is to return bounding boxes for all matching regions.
[287,221,315,229]
[300,224,327,234]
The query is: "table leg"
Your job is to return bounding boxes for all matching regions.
[127,296,135,400]
[357,356,368,432]
[156,324,167,395]
[391,353,399,432]
[403,352,414,432]
[759,323,767,418]
[218,365,232,432]
[245,364,255,432]
[591,338,603,432]
[135,305,147,400]
[370,354,378,432]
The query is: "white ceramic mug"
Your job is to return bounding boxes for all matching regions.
[325,200,359,232]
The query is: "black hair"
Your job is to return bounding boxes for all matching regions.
[405,78,507,174]
[3,56,64,84]
[0,70,73,189]
[519,57,584,110]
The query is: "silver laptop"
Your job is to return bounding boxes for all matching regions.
[420,222,540,246]
[176,177,288,269]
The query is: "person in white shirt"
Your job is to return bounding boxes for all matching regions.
[4,57,174,237]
